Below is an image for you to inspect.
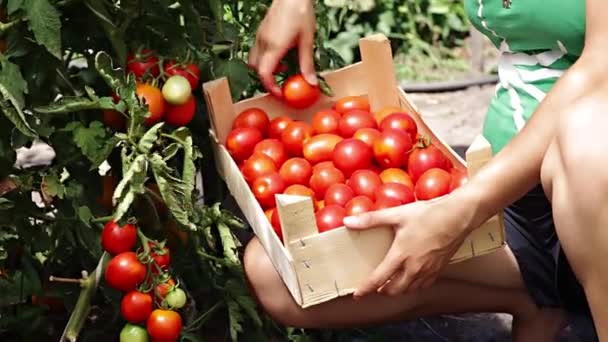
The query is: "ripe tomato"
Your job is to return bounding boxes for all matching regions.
[332,138,373,177]
[164,61,200,89]
[338,109,377,138]
[233,108,270,136]
[120,323,149,342]
[282,74,320,109]
[373,129,413,168]
[251,173,286,209]
[127,49,160,78]
[253,139,288,167]
[164,95,195,127]
[348,170,383,201]
[315,205,347,233]
[379,113,418,141]
[148,241,171,273]
[241,153,278,184]
[309,164,345,199]
[225,127,264,163]
[407,143,451,182]
[281,121,313,156]
[449,168,469,192]
[268,116,293,139]
[147,309,182,342]
[374,182,415,205]
[279,157,312,186]
[353,128,381,148]
[162,75,192,105]
[121,291,153,323]
[136,83,165,125]
[373,197,402,210]
[324,183,354,207]
[284,184,317,210]
[345,196,374,216]
[374,106,402,125]
[105,252,146,292]
[270,208,283,241]
[302,134,343,165]
[379,168,414,191]
[101,220,137,256]
[311,109,341,135]
[333,95,370,114]
[414,168,452,200]
[103,110,126,131]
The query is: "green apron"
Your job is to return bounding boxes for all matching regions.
[464,0,586,154]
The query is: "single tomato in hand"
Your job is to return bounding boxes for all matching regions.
[268,116,293,140]
[312,109,341,135]
[226,127,264,163]
[414,168,452,200]
[254,139,288,167]
[252,173,286,209]
[279,157,313,185]
[348,170,383,201]
[373,128,413,168]
[281,121,313,156]
[233,108,270,136]
[345,196,374,216]
[332,138,373,177]
[333,95,370,114]
[282,74,320,109]
[316,205,347,233]
[302,134,343,165]
[324,183,355,207]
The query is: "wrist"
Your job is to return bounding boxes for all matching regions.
[444,180,492,235]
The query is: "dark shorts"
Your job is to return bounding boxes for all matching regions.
[505,185,597,337]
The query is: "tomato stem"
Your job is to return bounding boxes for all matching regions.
[49,276,83,284]
[91,215,113,223]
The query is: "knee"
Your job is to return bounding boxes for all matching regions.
[243,237,310,327]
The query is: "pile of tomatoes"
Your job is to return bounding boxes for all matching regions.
[101,220,186,342]
[103,48,200,130]
[225,93,468,242]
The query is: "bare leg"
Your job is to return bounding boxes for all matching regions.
[542,94,608,340]
[244,238,565,341]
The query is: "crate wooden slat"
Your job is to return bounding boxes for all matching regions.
[203,34,505,309]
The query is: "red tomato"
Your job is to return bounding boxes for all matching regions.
[374,106,402,125]
[270,208,283,242]
[407,143,451,182]
[324,183,355,207]
[332,138,373,177]
[164,95,195,126]
[373,197,402,210]
[281,121,313,156]
[121,291,153,323]
[347,170,382,201]
[312,109,341,134]
[379,113,418,141]
[253,139,288,167]
[282,74,320,109]
[449,168,469,192]
[414,168,452,200]
[148,241,171,273]
[338,109,377,138]
[373,129,413,168]
[242,153,278,184]
[103,110,126,131]
[353,128,381,148]
[127,49,160,78]
[105,252,146,292]
[333,95,370,114]
[101,220,137,256]
[309,164,345,199]
[268,116,293,140]
[251,173,286,209]
[226,127,264,163]
[345,196,374,216]
[155,278,176,301]
[147,309,182,342]
[313,161,336,172]
[375,182,415,205]
[279,157,312,186]
[136,83,165,125]
[284,184,317,210]
[316,205,347,233]
[233,108,270,136]
[379,168,414,191]
[164,61,200,89]
[303,134,343,165]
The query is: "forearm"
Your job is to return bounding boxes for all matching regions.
[454,56,607,230]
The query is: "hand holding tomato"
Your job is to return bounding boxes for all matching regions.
[343,197,470,298]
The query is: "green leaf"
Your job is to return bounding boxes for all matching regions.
[113,154,147,221]
[71,121,119,168]
[34,96,117,114]
[0,55,34,137]
[43,171,65,199]
[0,198,13,209]
[138,122,164,155]
[212,59,251,100]
[24,0,62,59]
[226,298,244,341]
[162,143,180,161]
[77,206,93,227]
[7,0,24,15]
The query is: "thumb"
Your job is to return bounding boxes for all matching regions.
[298,30,317,86]
[343,208,400,230]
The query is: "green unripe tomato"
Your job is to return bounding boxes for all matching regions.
[162,75,191,105]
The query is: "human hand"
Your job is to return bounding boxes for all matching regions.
[248,0,317,97]
[343,197,470,298]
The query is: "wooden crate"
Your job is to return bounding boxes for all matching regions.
[203,34,505,308]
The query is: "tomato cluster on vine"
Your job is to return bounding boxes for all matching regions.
[225,95,469,242]
[101,220,186,342]
[103,48,200,130]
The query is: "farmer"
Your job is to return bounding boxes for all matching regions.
[245,0,603,340]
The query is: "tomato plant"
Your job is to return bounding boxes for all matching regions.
[147,309,182,342]
[282,74,321,109]
[101,220,138,256]
[165,288,187,309]
[164,95,196,127]
[127,49,160,79]
[136,83,165,125]
[121,291,153,323]
[162,75,192,105]
[148,241,171,273]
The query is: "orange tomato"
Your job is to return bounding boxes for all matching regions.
[379,168,414,191]
[136,83,165,125]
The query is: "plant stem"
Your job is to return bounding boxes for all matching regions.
[185,301,224,332]
[49,276,83,284]
[137,229,151,255]
[91,215,113,223]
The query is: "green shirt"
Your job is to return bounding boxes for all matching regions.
[464,0,586,154]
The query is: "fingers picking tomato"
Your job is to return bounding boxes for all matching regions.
[282,74,320,109]
[101,220,137,256]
